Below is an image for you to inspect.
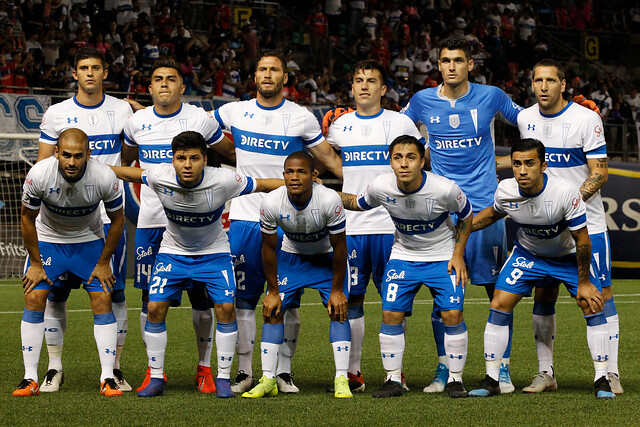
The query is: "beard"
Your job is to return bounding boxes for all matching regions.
[59,165,85,183]
[257,80,284,99]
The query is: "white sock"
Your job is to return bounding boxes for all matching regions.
[277,309,300,375]
[586,314,609,381]
[215,321,238,379]
[21,309,45,382]
[379,329,404,383]
[332,341,350,378]
[348,310,365,374]
[140,310,147,347]
[44,300,66,372]
[484,322,509,381]
[606,314,619,375]
[533,314,555,374]
[261,342,280,378]
[145,321,167,379]
[112,301,128,370]
[235,308,256,376]
[192,308,214,368]
[444,323,467,382]
[94,313,117,382]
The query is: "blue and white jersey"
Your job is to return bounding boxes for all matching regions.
[141,163,256,256]
[494,174,587,258]
[518,102,607,234]
[215,98,324,222]
[22,157,122,244]
[124,103,225,228]
[327,108,422,235]
[357,171,472,262]
[39,94,132,223]
[259,183,346,255]
[402,83,522,210]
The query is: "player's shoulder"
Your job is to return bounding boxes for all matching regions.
[313,182,340,199]
[43,97,74,115]
[372,171,398,190]
[103,94,134,112]
[28,156,56,176]
[566,101,602,121]
[412,86,439,101]
[426,170,457,190]
[470,82,503,97]
[262,184,287,205]
[545,174,577,196]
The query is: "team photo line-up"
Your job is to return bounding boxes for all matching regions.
[14,35,621,400]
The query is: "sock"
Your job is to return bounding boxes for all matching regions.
[44,300,66,372]
[532,300,556,375]
[21,309,45,382]
[277,308,300,375]
[261,323,284,378]
[347,305,365,374]
[444,321,468,382]
[330,320,351,378]
[603,297,619,375]
[94,312,117,382]
[192,308,214,368]
[216,321,238,379]
[111,300,128,370]
[585,312,609,381]
[379,322,404,383]
[140,302,148,347]
[431,305,446,358]
[145,321,167,379]
[236,308,256,376]
[484,309,511,381]
[503,312,513,360]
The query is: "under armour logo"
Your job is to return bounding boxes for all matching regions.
[220,356,233,361]
[343,126,352,131]
[450,296,460,304]
[142,124,152,131]
[22,346,33,352]
[528,124,535,131]
[449,354,463,359]
[280,214,290,220]
[600,274,606,281]
[430,116,440,123]
[382,353,395,358]
[508,202,519,209]
[596,355,609,362]
[105,348,116,356]
[49,187,61,194]
[162,187,174,195]
[263,349,268,354]
[336,346,349,351]
[67,117,78,123]
[224,290,234,296]
[118,329,127,334]
[283,338,297,344]
[149,356,157,362]
[386,196,396,204]
[244,112,254,118]
[485,352,495,359]
[199,337,213,343]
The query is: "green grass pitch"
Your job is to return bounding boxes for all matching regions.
[0,279,638,425]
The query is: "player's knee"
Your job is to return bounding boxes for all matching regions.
[489,291,517,313]
[147,301,169,322]
[381,310,404,325]
[440,310,463,326]
[111,289,126,304]
[24,291,47,311]
[601,285,613,300]
[214,302,235,323]
[535,286,559,302]
[89,291,112,314]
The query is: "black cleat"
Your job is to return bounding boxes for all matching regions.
[594,376,616,399]
[372,380,406,398]
[445,380,468,398]
[468,375,501,397]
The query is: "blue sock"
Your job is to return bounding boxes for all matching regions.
[431,305,446,357]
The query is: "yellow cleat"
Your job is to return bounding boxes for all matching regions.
[242,376,278,398]
[334,375,353,398]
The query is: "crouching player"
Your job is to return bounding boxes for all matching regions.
[468,138,615,399]
[111,131,283,398]
[340,135,473,398]
[242,151,352,399]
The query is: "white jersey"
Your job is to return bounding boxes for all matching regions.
[357,171,472,262]
[39,94,133,223]
[494,174,587,258]
[518,101,607,234]
[124,103,225,228]
[260,183,346,255]
[215,98,324,222]
[22,157,122,244]
[141,163,256,256]
[327,108,422,235]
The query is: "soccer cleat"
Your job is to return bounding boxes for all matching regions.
[40,369,64,392]
[196,365,216,393]
[231,372,254,393]
[401,371,409,392]
[522,372,557,393]
[100,378,123,397]
[372,379,406,398]
[468,375,501,397]
[498,362,515,394]
[215,378,235,398]
[608,372,624,395]
[12,379,40,397]
[137,377,166,397]
[445,380,468,398]
[348,371,365,393]
[242,376,278,398]
[423,363,448,393]
[276,372,300,393]
[113,369,132,392]
[137,367,167,393]
[594,376,616,399]
[334,375,353,398]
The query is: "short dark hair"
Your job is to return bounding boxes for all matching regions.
[258,50,287,72]
[511,138,546,163]
[284,151,315,172]
[171,131,207,157]
[353,59,387,85]
[151,60,183,79]
[440,35,472,60]
[533,59,565,81]
[74,47,106,69]
[389,135,425,158]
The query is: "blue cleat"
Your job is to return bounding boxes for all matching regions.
[594,376,615,400]
[499,362,515,394]
[137,378,166,397]
[216,378,235,398]
[423,363,448,393]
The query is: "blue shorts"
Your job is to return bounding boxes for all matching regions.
[274,251,350,311]
[465,217,506,285]
[347,234,394,296]
[381,259,464,313]
[134,227,165,290]
[590,231,612,289]
[29,240,111,293]
[105,223,127,291]
[148,252,236,305]
[497,244,601,298]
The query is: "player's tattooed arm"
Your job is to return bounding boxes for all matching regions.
[450,214,472,286]
[471,206,507,232]
[338,192,362,211]
[580,157,608,201]
[571,226,603,314]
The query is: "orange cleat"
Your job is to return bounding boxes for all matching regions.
[196,365,216,393]
[100,378,123,397]
[12,379,39,397]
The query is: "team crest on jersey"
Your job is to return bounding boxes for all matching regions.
[449,114,460,129]
[84,185,95,201]
[204,188,213,211]
[425,197,434,219]
[544,200,554,223]
[282,114,291,135]
[87,113,99,126]
[295,214,306,228]
[262,114,272,126]
[361,125,371,137]
[528,202,537,215]
[311,208,321,228]
[405,198,415,210]
[543,124,552,138]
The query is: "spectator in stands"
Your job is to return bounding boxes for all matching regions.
[42,57,70,91]
[241,23,260,72]
[141,33,159,76]
[209,0,232,32]
[391,46,413,85]
[361,6,377,39]
[623,87,640,120]
[591,82,613,118]
[325,0,343,36]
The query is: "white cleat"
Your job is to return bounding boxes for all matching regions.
[230,372,253,393]
[39,369,64,392]
[276,373,300,393]
[423,363,447,393]
[113,369,132,392]
[608,372,624,395]
[522,372,557,393]
[498,363,515,394]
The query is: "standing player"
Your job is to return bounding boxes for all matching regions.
[513,59,621,394]
[122,60,236,393]
[468,138,615,399]
[15,129,125,397]
[111,131,283,397]
[242,151,352,399]
[324,59,422,392]
[214,51,343,393]
[340,135,473,398]
[36,47,134,392]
